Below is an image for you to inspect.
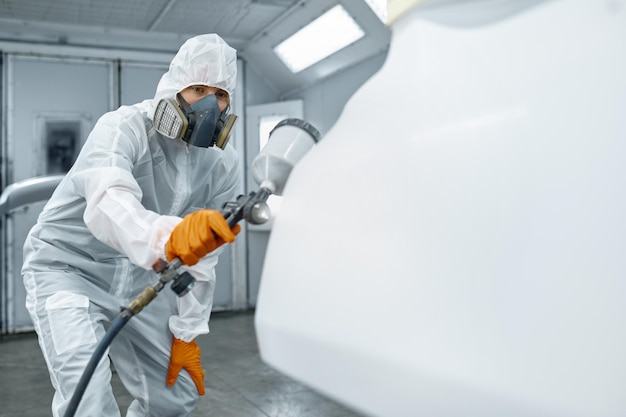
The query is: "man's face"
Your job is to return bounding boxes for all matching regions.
[179,85,230,112]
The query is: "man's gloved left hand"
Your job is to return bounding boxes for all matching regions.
[166,337,205,395]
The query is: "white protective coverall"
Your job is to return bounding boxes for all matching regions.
[22,34,240,417]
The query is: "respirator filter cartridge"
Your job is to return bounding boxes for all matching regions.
[153,99,188,139]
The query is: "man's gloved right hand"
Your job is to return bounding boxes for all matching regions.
[166,209,241,266]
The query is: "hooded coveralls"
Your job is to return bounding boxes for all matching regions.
[21,34,240,417]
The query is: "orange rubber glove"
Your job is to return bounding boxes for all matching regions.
[166,209,241,266]
[166,337,206,395]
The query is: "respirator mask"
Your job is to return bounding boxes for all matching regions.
[153,92,238,149]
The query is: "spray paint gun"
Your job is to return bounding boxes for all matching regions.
[134,118,321,312]
[223,117,322,225]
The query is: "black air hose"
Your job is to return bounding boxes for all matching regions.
[63,312,132,417]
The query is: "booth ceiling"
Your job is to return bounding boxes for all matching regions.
[0,0,392,96]
[0,0,298,50]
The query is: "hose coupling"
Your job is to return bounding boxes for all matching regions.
[127,286,158,315]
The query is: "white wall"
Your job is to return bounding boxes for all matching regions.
[283,51,389,136]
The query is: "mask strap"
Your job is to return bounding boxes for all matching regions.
[176,93,196,141]
[176,92,193,113]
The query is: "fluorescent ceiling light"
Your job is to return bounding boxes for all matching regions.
[273,4,365,74]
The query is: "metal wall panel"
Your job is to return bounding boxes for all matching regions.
[120,62,168,106]
[1,54,113,332]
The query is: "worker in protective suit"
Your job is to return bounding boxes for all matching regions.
[22,33,241,417]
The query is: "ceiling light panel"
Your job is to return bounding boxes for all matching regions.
[273,4,365,73]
